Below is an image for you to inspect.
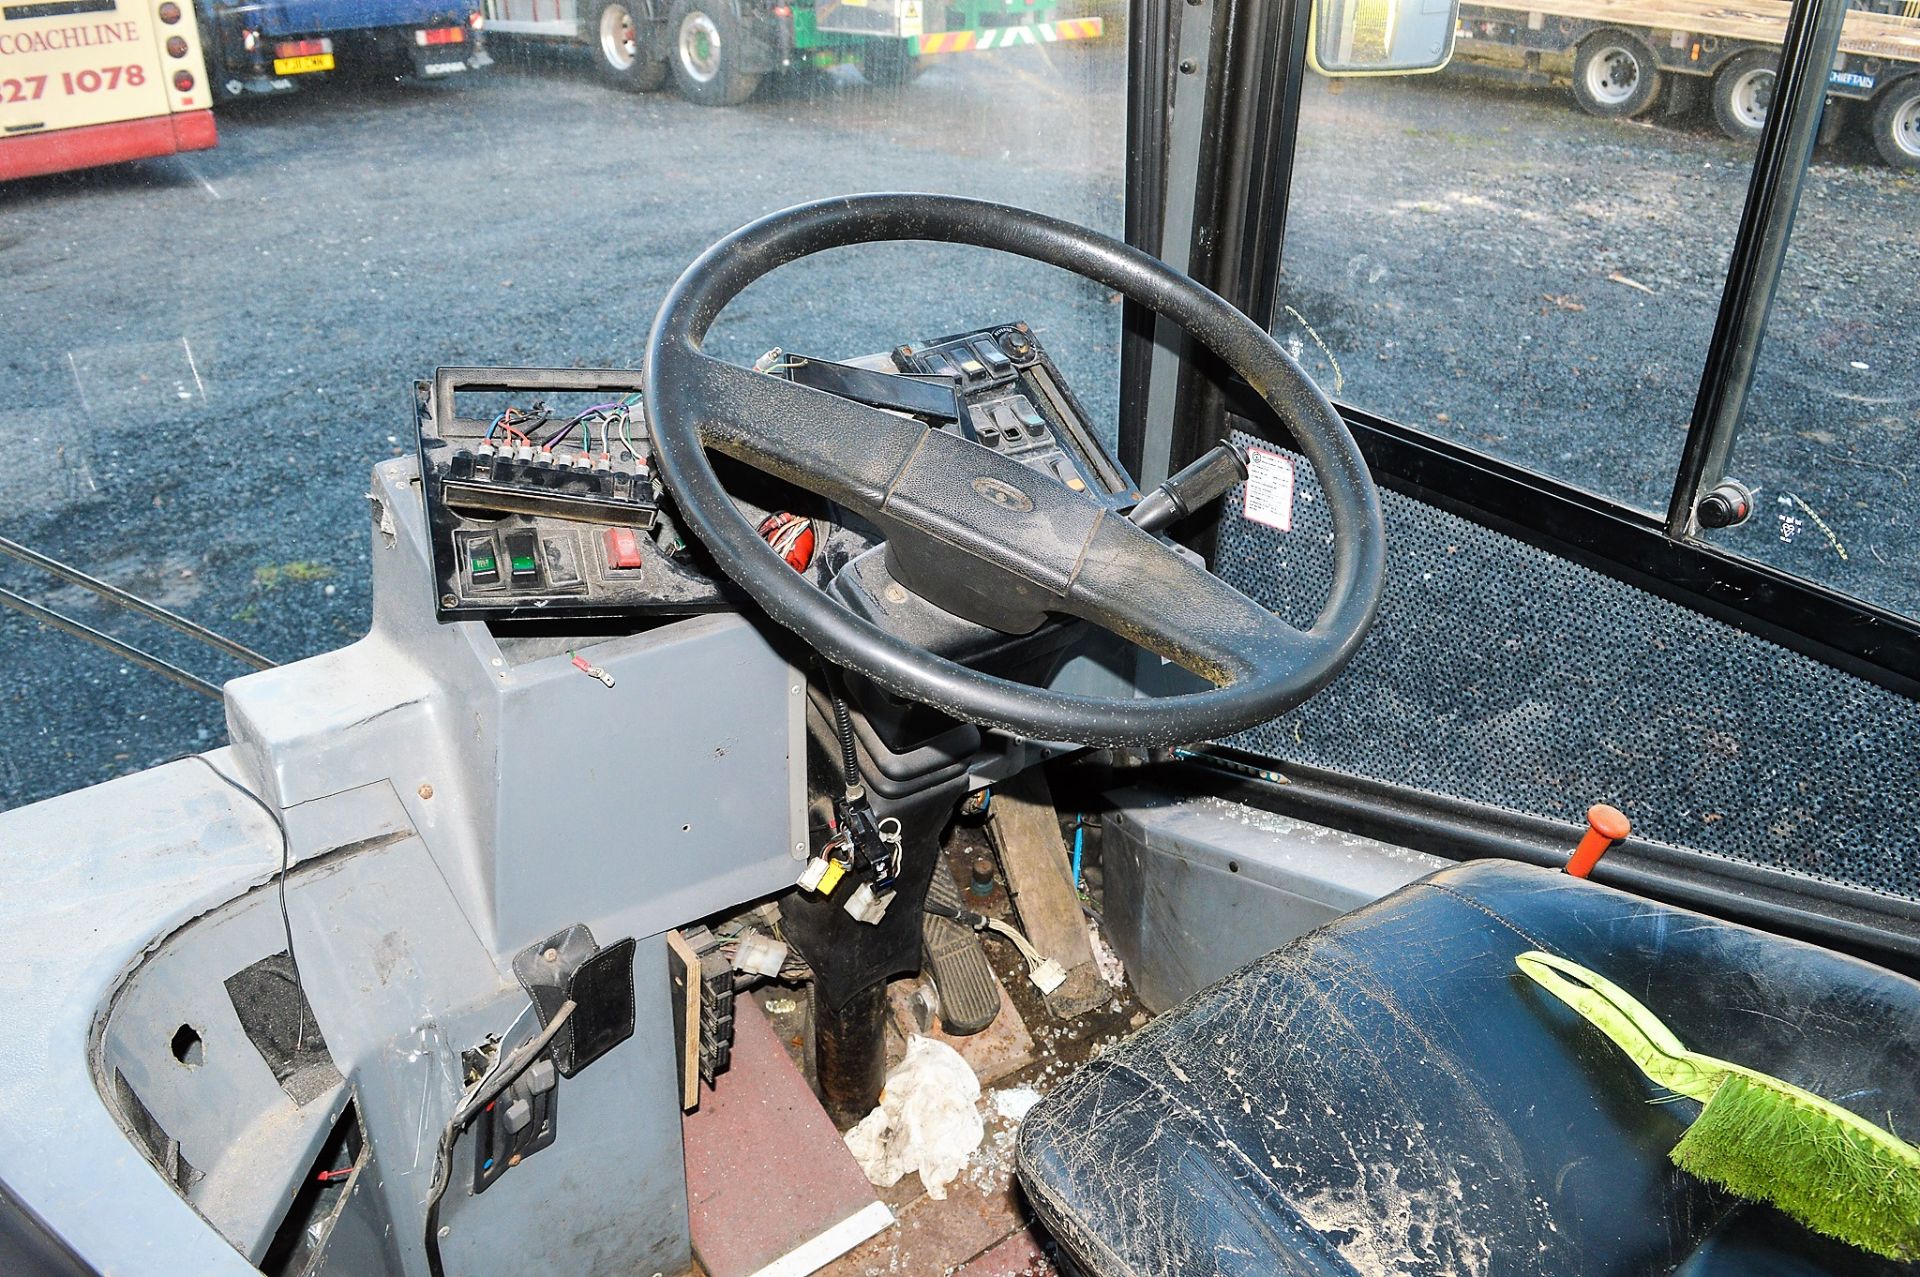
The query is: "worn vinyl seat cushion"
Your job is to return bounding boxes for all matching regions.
[1015,860,1920,1277]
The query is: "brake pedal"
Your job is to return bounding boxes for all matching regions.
[922,869,1002,1036]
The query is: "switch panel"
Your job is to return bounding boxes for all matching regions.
[895,323,1134,506]
[471,1055,559,1195]
[416,368,739,623]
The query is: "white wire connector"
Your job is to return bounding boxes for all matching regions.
[731,930,788,978]
[844,882,892,925]
[983,917,1069,994]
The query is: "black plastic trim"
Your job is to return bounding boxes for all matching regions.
[1149,749,1920,979]
[1117,0,1172,480]
[1164,0,1304,480]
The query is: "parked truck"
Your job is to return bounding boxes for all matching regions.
[1449,0,1920,167]
[482,0,1103,105]
[198,0,491,100]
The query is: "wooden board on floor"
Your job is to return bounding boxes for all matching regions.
[985,770,1108,1020]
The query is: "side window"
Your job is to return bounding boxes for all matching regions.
[1703,93,1919,619]
[1272,56,1761,512]
[1272,32,1917,625]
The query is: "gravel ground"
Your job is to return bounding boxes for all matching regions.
[2,45,1913,808]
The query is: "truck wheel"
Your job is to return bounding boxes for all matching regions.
[667,0,761,106]
[590,0,668,92]
[1711,51,1775,142]
[1869,78,1920,169]
[860,41,919,88]
[1572,32,1661,118]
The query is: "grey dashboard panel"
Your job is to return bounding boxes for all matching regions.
[0,455,811,1276]
[0,753,282,1276]
[1101,788,1449,1012]
[225,457,809,961]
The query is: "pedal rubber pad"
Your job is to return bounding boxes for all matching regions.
[922,868,1002,1036]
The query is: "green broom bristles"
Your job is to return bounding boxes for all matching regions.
[1515,951,1920,1263]
[1674,1072,1920,1262]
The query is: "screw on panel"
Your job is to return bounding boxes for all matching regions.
[1179,58,1197,73]
[418,783,434,800]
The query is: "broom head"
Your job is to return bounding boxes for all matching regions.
[1672,1070,1920,1262]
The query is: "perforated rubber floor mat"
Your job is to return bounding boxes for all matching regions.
[1214,431,1920,904]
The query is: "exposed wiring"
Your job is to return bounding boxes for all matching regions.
[923,897,1061,989]
[619,410,641,463]
[534,396,646,460]
[188,756,311,1050]
[423,1000,576,1277]
[486,404,545,445]
[828,678,862,799]
[983,916,1052,974]
[1070,814,1086,893]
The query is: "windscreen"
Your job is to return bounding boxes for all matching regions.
[0,6,1125,807]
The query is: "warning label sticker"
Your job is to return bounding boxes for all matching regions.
[1242,447,1295,532]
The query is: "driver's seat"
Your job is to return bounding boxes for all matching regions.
[1015,860,1920,1276]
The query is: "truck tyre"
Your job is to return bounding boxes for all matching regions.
[1712,51,1775,142]
[589,0,668,92]
[1869,78,1920,169]
[1572,32,1662,119]
[860,41,919,88]
[666,0,761,106]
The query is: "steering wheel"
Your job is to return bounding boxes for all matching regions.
[644,194,1385,749]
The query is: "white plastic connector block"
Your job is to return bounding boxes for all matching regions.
[797,858,831,891]
[732,931,788,978]
[843,882,893,925]
[1027,958,1069,996]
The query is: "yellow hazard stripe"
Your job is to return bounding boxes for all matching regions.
[914,15,1102,54]
[916,29,977,51]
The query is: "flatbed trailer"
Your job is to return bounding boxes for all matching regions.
[485,0,1102,105]
[1451,0,1920,165]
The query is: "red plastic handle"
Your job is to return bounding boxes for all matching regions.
[1566,804,1631,878]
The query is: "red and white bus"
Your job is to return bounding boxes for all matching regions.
[1,0,216,182]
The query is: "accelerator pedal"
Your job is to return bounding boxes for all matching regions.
[923,868,1002,1036]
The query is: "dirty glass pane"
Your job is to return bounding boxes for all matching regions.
[1706,106,1919,621]
[0,7,1126,807]
[1273,53,1769,512]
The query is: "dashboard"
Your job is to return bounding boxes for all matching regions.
[416,323,1136,627]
